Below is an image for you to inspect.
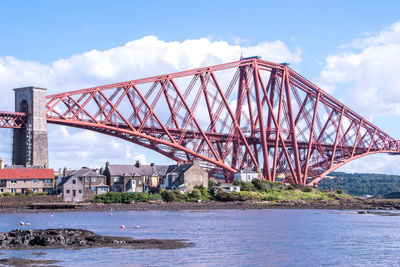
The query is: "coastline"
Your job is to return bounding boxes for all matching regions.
[1,198,400,213]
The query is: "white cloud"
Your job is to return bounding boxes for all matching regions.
[320,21,400,117]
[320,21,400,175]
[0,36,301,169]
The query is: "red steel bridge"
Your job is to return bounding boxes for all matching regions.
[1,58,399,185]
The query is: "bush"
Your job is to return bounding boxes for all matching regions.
[173,190,187,201]
[251,179,266,191]
[240,181,255,192]
[161,190,176,202]
[148,193,162,201]
[2,192,15,197]
[336,189,344,194]
[286,185,296,190]
[303,186,314,193]
[191,188,202,200]
[215,189,230,202]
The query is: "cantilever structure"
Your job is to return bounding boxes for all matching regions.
[2,58,399,184]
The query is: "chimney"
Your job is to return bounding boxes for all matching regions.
[0,158,4,169]
[135,160,141,168]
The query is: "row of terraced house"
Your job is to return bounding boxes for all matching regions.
[0,158,55,194]
[58,160,209,202]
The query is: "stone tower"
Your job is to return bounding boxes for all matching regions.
[12,86,48,167]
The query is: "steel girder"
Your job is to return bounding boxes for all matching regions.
[44,58,400,184]
[0,111,26,128]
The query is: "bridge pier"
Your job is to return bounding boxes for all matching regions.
[12,86,48,168]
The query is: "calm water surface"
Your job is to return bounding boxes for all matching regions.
[0,209,399,266]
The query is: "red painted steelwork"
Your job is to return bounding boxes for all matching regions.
[40,59,400,184]
[0,111,26,128]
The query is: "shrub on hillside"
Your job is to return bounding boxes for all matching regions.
[303,186,314,193]
[251,179,266,191]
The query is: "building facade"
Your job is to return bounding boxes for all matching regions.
[0,168,55,194]
[59,175,86,202]
[233,168,261,182]
[64,168,108,195]
[103,161,169,193]
[167,160,208,193]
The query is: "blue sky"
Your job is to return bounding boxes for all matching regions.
[1,0,400,173]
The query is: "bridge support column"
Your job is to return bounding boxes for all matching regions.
[12,86,48,167]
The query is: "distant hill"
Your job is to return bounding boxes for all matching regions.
[318,172,400,197]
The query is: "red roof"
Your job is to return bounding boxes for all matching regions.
[0,169,54,179]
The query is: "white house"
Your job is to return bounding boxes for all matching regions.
[220,183,241,193]
[234,168,260,182]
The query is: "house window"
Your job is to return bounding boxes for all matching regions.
[85,177,89,183]
[92,177,96,183]
[78,189,82,194]
[92,187,96,192]
[72,179,76,184]
[33,188,38,193]
[33,179,39,183]
[11,188,17,193]
[139,180,142,185]
[86,186,89,190]
[44,179,51,184]
[99,178,103,184]
[66,189,70,194]
[10,180,17,184]
[0,189,3,193]
[114,177,120,183]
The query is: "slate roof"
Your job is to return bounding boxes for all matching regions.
[0,169,54,180]
[107,164,170,177]
[69,168,105,178]
[58,175,85,187]
[167,164,193,175]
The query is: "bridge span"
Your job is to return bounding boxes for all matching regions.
[1,58,399,185]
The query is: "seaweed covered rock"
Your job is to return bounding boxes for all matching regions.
[0,229,191,250]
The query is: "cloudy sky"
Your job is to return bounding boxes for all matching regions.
[1,0,400,174]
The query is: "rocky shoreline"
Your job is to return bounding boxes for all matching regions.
[1,196,400,213]
[0,228,192,250]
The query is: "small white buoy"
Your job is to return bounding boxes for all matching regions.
[135,225,140,229]
[26,223,31,226]
[109,213,113,216]
[50,214,54,217]
[19,222,25,226]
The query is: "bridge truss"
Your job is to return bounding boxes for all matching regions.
[3,58,395,185]
[0,111,26,129]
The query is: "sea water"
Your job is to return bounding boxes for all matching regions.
[0,209,399,266]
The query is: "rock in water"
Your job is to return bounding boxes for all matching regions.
[0,229,192,250]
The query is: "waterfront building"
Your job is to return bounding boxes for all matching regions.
[58,175,86,202]
[0,168,55,194]
[166,160,208,193]
[67,168,108,195]
[103,161,170,193]
[233,168,261,182]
